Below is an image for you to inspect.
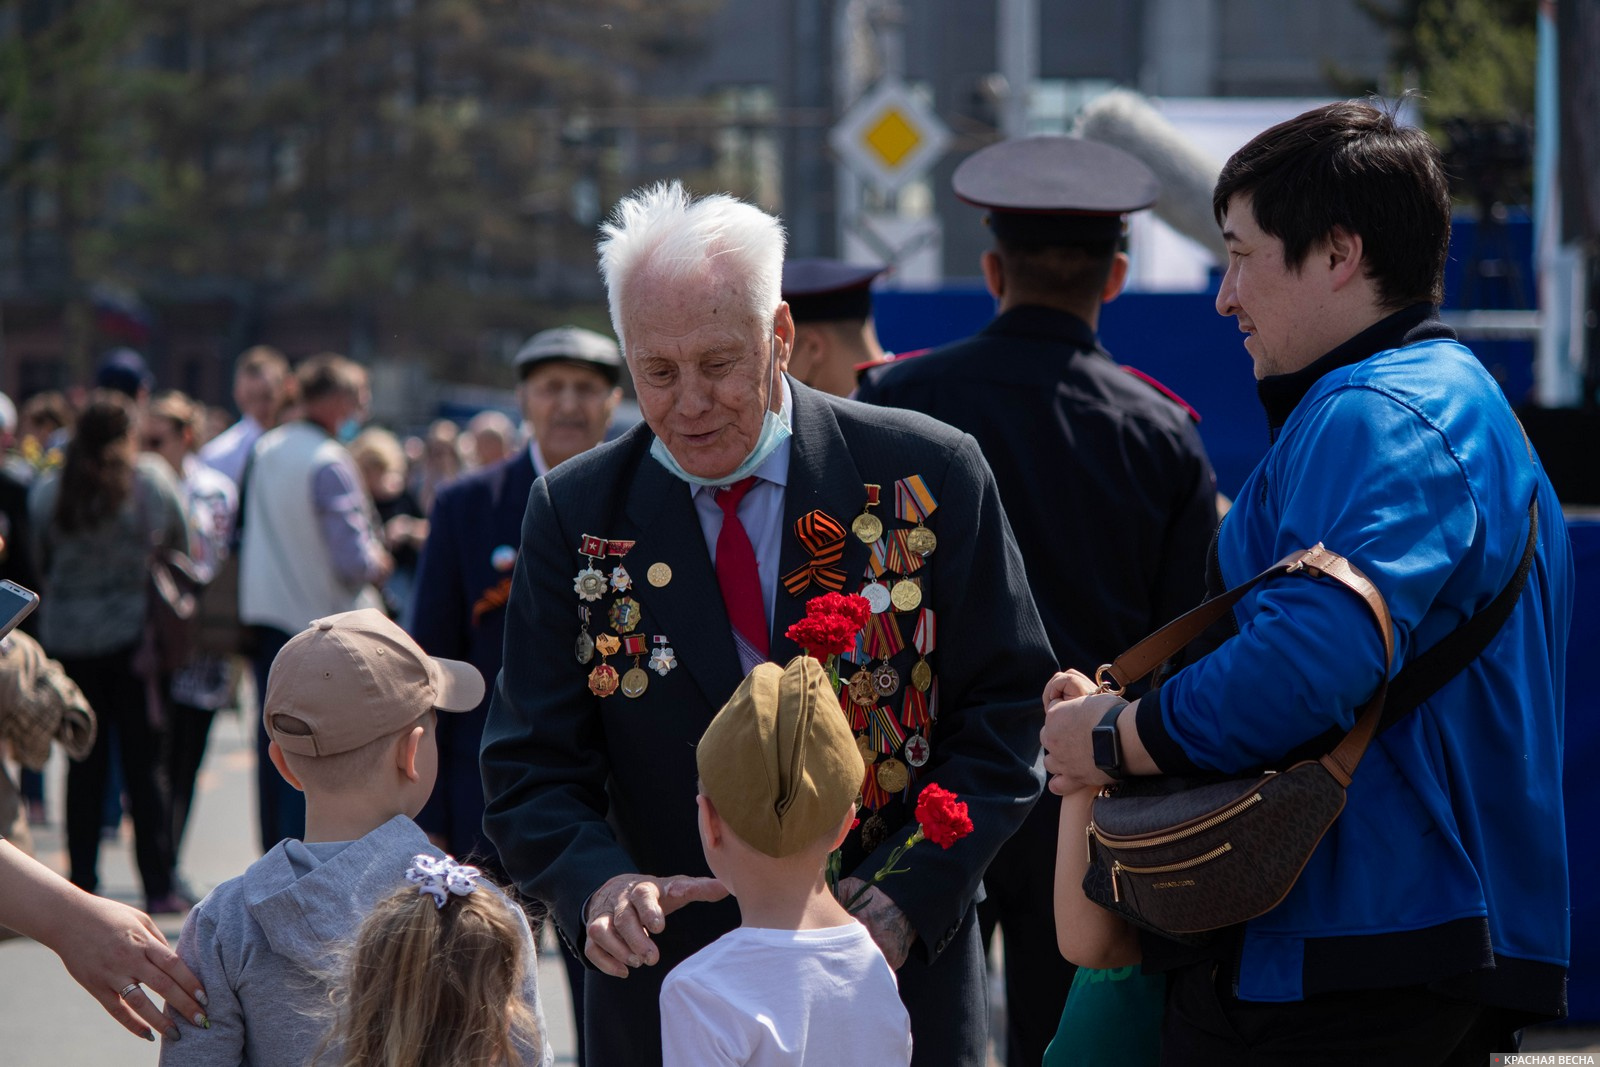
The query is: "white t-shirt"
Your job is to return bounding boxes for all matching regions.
[660,923,912,1067]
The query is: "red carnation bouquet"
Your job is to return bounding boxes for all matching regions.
[840,783,973,912]
[785,591,871,689]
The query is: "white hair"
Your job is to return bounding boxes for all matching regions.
[596,181,786,350]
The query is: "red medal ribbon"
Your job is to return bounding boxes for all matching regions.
[884,529,925,575]
[781,510,848,595]
[868,704,907,754]
[912,609,936,654]
[864,483,881,507]
[863,612,904,661]
[861,773,889,811]
[894,475,938,523]
[902,687,930,730]
[607,540,635,557]
[579,534,606,558]
[623,634,647,656]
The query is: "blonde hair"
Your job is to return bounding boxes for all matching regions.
[318,879,540,1067]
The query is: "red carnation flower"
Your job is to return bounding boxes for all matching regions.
[913,784,973,849]
[786,592,872,660]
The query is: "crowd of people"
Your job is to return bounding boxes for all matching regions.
[0,97,1575,1067]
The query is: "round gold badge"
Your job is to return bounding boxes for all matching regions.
[620,666,650,698]
[851,512,883,544]
[876,757,909,794]
[911,659,933,692]
[890,579,923,612]
[905,525,938,556]
[647,562,673,588]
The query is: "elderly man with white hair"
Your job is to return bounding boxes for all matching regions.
[482,182,1054,1066]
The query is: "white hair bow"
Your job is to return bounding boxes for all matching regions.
[404,853,481,910]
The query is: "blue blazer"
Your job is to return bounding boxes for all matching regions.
[409,448,537,869]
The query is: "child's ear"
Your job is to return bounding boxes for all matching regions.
[268,741,305,793]
[697,794,722,849]
[828,803,858,851]
[397,726,424,783]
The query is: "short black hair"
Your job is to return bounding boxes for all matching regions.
[993,236,1118,303]
[1213,100,1451,308]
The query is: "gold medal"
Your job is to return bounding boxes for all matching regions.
[847,669,877,707]
[647,562,672,588]
[587,663,619,697]
[856,734,876,765]
[872,662,900,698]
[911,658,932,692]
[906,524,938,556]
[595,633,621,657]
[876,757,909,794]
[853,484,884,544]
[620,666,650,698]
[890,579,922,612]
[851,512,883,544]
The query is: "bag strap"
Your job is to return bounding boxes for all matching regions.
[1096,543,1395,788]
[1380,497,1538,729]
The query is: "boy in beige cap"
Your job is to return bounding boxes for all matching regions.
[161,609,551,1066]
[660,656,912,1066]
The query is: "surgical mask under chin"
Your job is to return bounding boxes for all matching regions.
[337,417,362,444]
[651,406,790,488]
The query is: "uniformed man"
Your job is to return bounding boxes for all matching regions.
[781,257,889,397]
[408,324,623,1064]
[856,136,1219,1067]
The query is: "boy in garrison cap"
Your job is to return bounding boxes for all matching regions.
[161,609,551,1067]
[660,656,912,1066]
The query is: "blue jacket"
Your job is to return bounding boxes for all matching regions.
[1139,308,1572,1019]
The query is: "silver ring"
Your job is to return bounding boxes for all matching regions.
[119,982,142,999]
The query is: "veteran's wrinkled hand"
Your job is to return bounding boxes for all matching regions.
[1041,668,1100,711]
[583,872,729,978]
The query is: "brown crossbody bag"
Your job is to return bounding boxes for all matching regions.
[1083,500,1537,941]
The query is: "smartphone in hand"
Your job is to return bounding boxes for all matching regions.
[0,579,40,642]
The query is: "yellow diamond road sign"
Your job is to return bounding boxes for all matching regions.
[831,79,951,195]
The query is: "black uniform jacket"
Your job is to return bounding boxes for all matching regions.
[480,378,1053,1064]
[858,305,1216,675]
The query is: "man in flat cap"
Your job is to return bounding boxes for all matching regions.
[857,135,1219,1067]
[481,181,1053,1066]
[782,257,889,397]
[409,325,622,1057]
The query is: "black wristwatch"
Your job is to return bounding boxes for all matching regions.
[1091,703,1127,780]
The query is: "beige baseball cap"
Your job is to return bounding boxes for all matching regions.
[265,609,484,757]
[697,656,864,858]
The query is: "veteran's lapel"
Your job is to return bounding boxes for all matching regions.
[770,381,872,662]
[624,450,745,709]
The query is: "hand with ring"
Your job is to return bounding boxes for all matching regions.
[0,840,208,1041]
[582,872,728,978]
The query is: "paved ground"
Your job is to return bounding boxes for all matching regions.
[3,708,1595,1065]
[0,711,578,1065]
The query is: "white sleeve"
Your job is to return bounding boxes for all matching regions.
[660,973,746,1067]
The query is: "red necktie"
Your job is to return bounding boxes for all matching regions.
[715,476,769,661]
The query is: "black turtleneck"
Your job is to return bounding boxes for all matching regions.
[1255,304,1455,440]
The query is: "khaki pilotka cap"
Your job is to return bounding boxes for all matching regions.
[697,656,864,858]
[265,609,484,757]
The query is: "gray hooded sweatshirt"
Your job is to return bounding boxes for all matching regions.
[159,814,549,1066]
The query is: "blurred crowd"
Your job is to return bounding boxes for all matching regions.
[0,342,563,914]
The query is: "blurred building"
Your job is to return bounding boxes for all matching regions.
[0,0,1391,405]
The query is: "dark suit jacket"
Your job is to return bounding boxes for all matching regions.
[409,449,536,870]
[481,379,1053,1065]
